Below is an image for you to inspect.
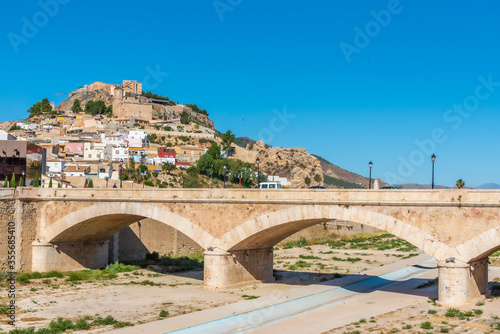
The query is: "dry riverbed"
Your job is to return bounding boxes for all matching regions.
[1,233,498,334]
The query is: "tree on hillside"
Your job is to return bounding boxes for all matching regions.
[314,174,322,183]
[162,162,176,174]
[456,179,465,189]
[180,111,190,125]
[304,177,311,187]
[221,130,236,152]
[185,104,208,115]
[126,159,136,173]
[105,105,113,117]
[71,99,83,113]
[85,100,107,115]
[137,164,148,174]
[27,98,53,118]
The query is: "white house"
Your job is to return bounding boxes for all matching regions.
[46,159,66,176]
[0,130,16,140]
[17,123,40,131]
[110,146,129,162]
[152,156,175,166]
[83,142,106,161]
[127,138,144,148]
[128,130,147,141]
[63,164,90,177]
[101,133,128,146]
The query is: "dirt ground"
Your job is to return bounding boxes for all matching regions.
[1,240,498,334]
[328,293,500,334]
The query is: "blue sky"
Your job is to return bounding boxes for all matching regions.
[1,0,500,187]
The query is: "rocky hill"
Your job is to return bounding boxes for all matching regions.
[314,155,378,189]
[55,82,115,112]
[234,141,323,188]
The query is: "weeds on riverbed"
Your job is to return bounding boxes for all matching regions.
[277,232,418,253]
[133,251,204,273]
[5,316,133,333]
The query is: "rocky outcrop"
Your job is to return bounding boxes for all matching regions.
[247,141,324,188]
[55,82,115,113]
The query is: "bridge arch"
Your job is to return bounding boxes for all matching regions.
[42,202,215,249]
[455,226,500,262]
[221,205,452,260]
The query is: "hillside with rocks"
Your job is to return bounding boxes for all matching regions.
[234,141,323,188]
[55,82,114,112]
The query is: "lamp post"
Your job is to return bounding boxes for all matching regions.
[368,161,373,189]
[256,157,260,188]
[119,159,123,189]
[223,164,227,188]
[21,170,25,187]
[238,172,243,188]
[142,170,146,188]
[431,154,436,189]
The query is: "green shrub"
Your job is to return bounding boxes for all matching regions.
[17,273,31,285]
[44,270,63,278]
[104,262,139,274]
[299,255,321,260]
[420,321,432,329]
[66,271,91,282]
[92,315,117,326]
[48,317,74,332]
[159,310,169,317]
[445,308,461,317]
[31,272,42,279]
[145,252,160,262]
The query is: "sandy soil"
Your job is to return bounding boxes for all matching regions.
[328,292,500,334]
[0,245,497,334]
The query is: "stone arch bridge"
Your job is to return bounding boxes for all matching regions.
[2,188,500,306]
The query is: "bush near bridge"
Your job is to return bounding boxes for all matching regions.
[133,251,204,273]
[276,232,418,252]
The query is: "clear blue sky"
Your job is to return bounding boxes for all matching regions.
[1,0,500,187]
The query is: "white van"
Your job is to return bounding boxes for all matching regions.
[255,182,282,189]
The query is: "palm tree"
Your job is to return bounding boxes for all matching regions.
[456,179,465,189]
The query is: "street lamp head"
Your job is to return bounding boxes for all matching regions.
[431,154,436,162]
[22,170,25,176]
[369,161,373,168]
[256,157,260,165]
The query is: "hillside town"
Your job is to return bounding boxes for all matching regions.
[0,80,311,189]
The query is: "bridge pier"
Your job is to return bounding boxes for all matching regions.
[437,258,489,307]
[203,248,275,289]
[32,241,109,272]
